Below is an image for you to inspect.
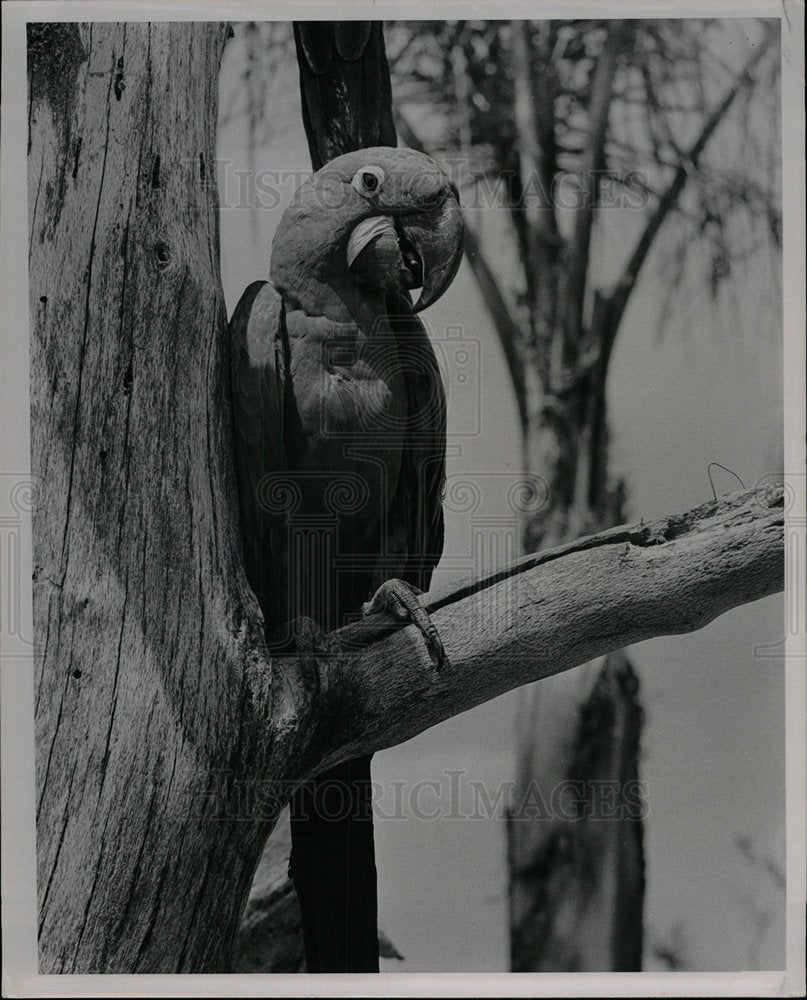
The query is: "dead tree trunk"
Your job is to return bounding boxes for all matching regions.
[28,21,274,973]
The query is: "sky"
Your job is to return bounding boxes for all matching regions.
[216,23,786,973]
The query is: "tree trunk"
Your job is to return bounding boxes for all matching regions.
[504,22,648,971]
[508,651,644,971]
[509,386,645,969]
[28,21,276,973]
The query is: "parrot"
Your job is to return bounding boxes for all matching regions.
[228,146,463,972]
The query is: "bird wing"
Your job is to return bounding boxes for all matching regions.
[293,22,397,170]
[386,292,447,593]
[229,279,301,633]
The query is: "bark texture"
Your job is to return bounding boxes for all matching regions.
[28,22,281,974]
[316,485,783,765]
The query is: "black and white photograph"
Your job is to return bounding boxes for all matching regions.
[1,1,804,995]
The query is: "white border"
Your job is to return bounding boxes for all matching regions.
[780,1,807,995]
[1,1,804,997]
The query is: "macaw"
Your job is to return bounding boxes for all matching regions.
[229,147,463,972]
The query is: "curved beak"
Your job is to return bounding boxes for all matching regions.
[401,190,464,312]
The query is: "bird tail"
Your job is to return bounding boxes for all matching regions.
[288,754,379,972]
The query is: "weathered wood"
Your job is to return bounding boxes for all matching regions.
[231,485,780,970]
[306,484,783,775]
[28,22,280,974]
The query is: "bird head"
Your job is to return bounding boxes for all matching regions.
[271,147,463,316]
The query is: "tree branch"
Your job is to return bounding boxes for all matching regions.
[598,33,775,366]
[564,20,629,353]
[288,484,783,776]
[509,19,564,371]
[511,20,560,229]
[463,222,529,430]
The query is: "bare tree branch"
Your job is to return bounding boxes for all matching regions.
[597,32,776,366]
[564,20,630,353]
[509,20,566,377]
[299,484,783,776]
[462,222,529,430]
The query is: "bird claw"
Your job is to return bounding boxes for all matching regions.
[363,579,446,670]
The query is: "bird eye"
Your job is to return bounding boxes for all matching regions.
[352,166,385,196]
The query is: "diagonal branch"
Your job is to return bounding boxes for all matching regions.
[281,484,783,777]
[597,33,776,366]
[462,221,529,430]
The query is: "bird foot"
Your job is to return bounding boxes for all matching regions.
[362,579,446,670]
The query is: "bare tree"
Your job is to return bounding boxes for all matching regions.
[28,20,782,974]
